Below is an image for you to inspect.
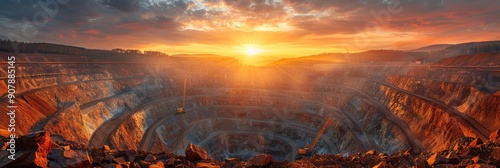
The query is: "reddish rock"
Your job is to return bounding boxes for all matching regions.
[397,160,412,167]
[120,163,131,168]
[176,164,191,168]
[461,147,480,156]
[365,150,376,155]
[196,162,220,168]
[403,150,412,156]
[126,150,138,162]
[466,164,496,168]
[247,154,272,167]
[165,158,175,166]
[149,161,164,168]
[113,157,127,164]
[185,143,209,161]
[62,145,71,151]
[490,148,500,160]
[129,162,141,168]
[414,158,428,168]
[472,156,481,163]
[149,165,162,168]
[378,153,388,160]
[105,155,116,162]
[103,145,111,151]
[223,158,240,168]
[47,148,92,168]
[446,151,460,163]
[427,153,448,165]
[104,163,123,168]
[453,143,462,151]
[5,131,55,168]
[490,129,500,141]
[1,142,7,151]
[373,161,388,168]
[144,154,156,162]
[469,138,483,147]
[138,160,152,167]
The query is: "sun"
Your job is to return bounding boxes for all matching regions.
[244,46,261,56]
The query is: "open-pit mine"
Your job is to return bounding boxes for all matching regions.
[1,42,500,167]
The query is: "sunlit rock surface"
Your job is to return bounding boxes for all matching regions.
[0,49,499,167]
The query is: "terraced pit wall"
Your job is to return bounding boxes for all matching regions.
[0,52,498,162]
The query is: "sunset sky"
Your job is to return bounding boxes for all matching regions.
[1,0,500,60]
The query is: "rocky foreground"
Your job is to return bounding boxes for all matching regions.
[1,129,500,168]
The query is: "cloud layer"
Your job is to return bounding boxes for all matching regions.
[1,0,499,56]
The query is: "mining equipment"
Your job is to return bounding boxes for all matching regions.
[298,116,332,157]
[176,79,186,114]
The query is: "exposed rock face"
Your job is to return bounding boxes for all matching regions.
[4,129,500,167]
[446,151,460,163]
[469,138,484,147]
[490,129,500,141]
[4,131,54,168]
[247,154,272,167]
[0,51,499,166]
[427,153,448,165]
[185,143,209,161]
[47,147,91,168]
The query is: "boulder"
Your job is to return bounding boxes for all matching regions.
[113,157,127,164]
[125,150,138,162]
[103,145,111,151]
[149,165,162,168]
[185,143,209,161]
[397,160,412,167]
[414,157,428,168]
[138,160,152,167]
[446,151,460,163]
[103,163,123,168]
[47,148,92,168]
[165,158,175,166]
[365,150,376,155]
[105,154,116,163]
[466,164,496,168]
[469,138,483,147]
[144,154,156,162]
[426,153,448,165]
[149,161,164,168]
[120,163,131,168]
[130,162,141,168]
[490,129,500,141]
[247,154,272,167]
[223,157,240,167]
[373,161,388,168]
[4,131,55,168]
[490,148,500,160]
[472,156,481,163]
[460,147,480,156]
[196,162,220,168]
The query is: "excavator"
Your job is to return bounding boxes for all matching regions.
[176,79,186,115]
[298,116,332,157]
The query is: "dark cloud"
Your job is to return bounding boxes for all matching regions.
[54,0,102,24]
[101,0,140,12]
[0,0,38,21]
[1,0,499,54]
[291,17,366,35]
